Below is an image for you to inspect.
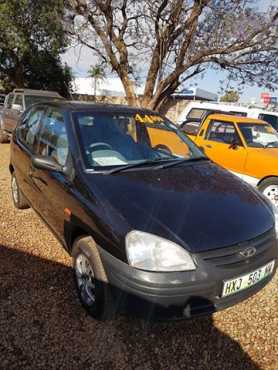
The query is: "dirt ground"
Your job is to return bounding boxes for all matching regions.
[0,143,277,370]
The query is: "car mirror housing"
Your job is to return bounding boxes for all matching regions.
[32,155,63,172]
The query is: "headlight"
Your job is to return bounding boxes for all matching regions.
[125,231,196,272]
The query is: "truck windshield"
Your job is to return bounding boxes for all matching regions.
[73,111,205,170]
[25,95,63,108]
[239,123,278,148]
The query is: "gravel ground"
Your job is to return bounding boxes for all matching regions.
[0,143,278,370]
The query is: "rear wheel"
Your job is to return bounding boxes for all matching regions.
[11,173,29,209]
[258,177,278,207]
[72,236,115,320]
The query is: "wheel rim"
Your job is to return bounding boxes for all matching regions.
[262,185,278,207]
[75,253,96,306]
[11,176,19,204]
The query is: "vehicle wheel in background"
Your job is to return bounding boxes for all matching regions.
[11,173,29,209]
[72,236,115,320]
[258,177,278,207]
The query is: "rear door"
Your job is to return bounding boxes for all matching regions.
[6,94,24,132]
[196,119,247,174]
[14,106,45,208]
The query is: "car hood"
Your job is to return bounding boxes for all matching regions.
[83,161,274,253]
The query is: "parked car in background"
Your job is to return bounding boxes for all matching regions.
[0,89,64,143]
[181,113,278,207]
[177,101,278,132]
[9,101,278,320]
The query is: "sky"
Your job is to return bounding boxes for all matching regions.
[61,0,278,104]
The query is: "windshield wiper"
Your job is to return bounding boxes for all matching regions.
[156,156,209,169]
[104,158,169,174]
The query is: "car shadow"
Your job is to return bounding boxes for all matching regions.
[0,244,261,370]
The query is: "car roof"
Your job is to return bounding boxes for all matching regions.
[35,100,162,115]
[207,113,267,125]
[12,89,62,97]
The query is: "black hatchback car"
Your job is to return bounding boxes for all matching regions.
[9,101,278,320]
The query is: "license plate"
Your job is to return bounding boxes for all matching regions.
[222,260,275,298]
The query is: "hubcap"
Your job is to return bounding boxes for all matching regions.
[263,185,278,207]
[11,176,19,204]
[75,254,96,306]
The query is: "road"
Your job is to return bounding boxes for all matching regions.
[0,143,277,369]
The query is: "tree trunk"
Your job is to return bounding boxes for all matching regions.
[13,63,25,87]
[121,75,140,107]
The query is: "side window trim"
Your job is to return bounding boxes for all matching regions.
[37,107,69,167]
[17,106,46,154]
[205,119,243,146]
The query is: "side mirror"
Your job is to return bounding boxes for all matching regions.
[32,155,63,172]
[228,141,238,150]
[12,103,23,112]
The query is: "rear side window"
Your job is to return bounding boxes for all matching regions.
[18,107,44,151]
[37,109,69,166]
[187,108,207,120]
[229,111,247,117]
[14,94,23,107]
[258,114,278,130]
[206,120,242,145]
[6,94,14,109]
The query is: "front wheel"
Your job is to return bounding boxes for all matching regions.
[72,237,115,320]
[258,177,278,207]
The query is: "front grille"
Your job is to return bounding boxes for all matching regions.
[198,228,275,269]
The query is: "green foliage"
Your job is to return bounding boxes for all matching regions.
[220,90,240,103]
[0,0,72,96]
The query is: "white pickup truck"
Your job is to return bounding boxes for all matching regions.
[0,89,63,143]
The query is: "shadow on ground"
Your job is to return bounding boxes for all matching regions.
[0,244,260,370]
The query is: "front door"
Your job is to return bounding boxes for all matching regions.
[197,119,247,174]
[31,107,71,241]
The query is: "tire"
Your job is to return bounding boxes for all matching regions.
[0,129,8,143]
[11,173,29,209]
[72,236,115,320]
[258,177,278,207]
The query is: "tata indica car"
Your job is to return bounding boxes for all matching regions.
[9,102,278,320]
[181,114,278,207]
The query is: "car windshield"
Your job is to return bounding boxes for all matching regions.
[239,123,278,148]
[25,95,62,108]
[73,111,205,170]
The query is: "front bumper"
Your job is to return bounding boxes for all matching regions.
[99,233,278,320]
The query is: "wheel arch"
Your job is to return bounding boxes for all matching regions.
[257,175,278,187]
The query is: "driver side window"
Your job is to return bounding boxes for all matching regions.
[37,109,69,166]
[206,120,242,145]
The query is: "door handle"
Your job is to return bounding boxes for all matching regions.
[205,144,212,148]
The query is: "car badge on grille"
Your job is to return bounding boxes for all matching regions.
[239,247,256,259]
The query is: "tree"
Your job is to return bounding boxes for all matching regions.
[0,0,72,96]
[66,0,278,110]
[220,90,240,103]
[88,64,106,97]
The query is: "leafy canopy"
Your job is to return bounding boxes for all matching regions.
[66,0,278,110]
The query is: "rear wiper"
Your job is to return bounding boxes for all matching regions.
[156,156,209,169]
